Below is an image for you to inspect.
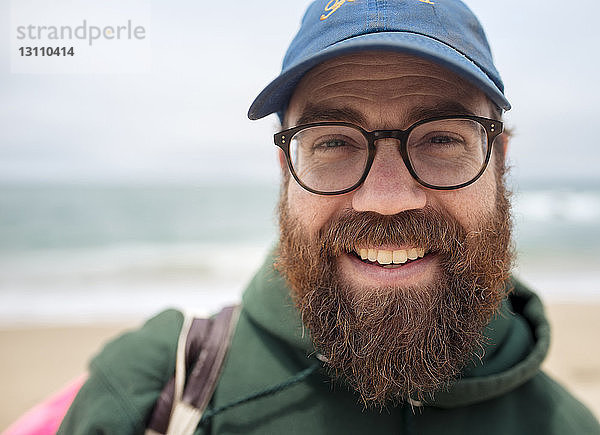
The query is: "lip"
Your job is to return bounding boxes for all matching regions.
[355,245,425,251]
[339,251,439,288]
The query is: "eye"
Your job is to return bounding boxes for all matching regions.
[313,136,360,151]
[413,132,466,151]
[430,135,454,144]
[316,139,344,148]
[425,133,463,146]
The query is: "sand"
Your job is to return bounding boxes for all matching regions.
[1,302,599,430]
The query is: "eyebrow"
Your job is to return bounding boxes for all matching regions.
[294,101,478,129]
[407,102,478,123]
[296,104,367,126]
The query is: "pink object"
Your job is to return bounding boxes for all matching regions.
[3,375,87,435]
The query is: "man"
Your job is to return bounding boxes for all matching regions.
[60,0,599,433]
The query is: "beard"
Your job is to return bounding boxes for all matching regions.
[276,171,514,407]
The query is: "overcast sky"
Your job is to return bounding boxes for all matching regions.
[1,0,599,186]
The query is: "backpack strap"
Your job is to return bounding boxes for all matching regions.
[146,305,239,435]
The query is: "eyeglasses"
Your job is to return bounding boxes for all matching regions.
[274,115,503,195]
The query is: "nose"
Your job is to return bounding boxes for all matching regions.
[351,139,427,215]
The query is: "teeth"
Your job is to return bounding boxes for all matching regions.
[377,250,393,265]
[355,247,427,265]
[393,249,408,264]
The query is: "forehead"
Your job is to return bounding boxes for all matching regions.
[285,51,491,129]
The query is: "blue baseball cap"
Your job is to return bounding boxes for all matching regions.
[248,0,510,121]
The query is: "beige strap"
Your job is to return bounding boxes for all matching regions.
[146,306,239,435]
[174,312,195,403]
[166,402,203,435]
[143,311,195,435]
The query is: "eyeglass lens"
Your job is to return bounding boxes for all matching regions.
[288,119,489,192]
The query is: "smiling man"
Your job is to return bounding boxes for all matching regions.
[273,50,513,406]
[59,1,599,434]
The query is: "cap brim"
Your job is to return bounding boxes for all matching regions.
[248,31,510,120]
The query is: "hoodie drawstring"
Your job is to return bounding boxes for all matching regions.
[199,360,321,426]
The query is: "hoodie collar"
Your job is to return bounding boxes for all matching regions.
[242,251,313,352]
[242,251,549,407]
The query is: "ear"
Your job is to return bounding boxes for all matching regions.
[277,148,287,170]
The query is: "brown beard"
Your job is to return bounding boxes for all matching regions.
[276,175,514,407]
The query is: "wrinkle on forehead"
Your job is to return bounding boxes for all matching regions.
[312,73,467,95]
[303,54,472,85]
[306,53,442,76]
[312,77,474,101]
[314,93,473,108]
[286,52,489,129]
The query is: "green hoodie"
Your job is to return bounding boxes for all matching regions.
[59,254,600,434]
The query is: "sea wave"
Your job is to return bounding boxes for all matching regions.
[0,242,272,325]
[1,184,599,324]
[513,190,600,223]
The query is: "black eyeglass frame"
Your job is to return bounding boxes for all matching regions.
[274,115,503,195]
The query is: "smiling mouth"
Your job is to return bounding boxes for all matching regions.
[350,247,429,269]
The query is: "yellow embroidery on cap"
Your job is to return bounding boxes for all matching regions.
[320,0,356,21]
[320,0,434,22]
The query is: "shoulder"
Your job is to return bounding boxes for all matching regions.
[58,309,185,434]
[477,370,600,434]
[92,308,184,377]
[506,281,599,433]
[517,371,600,434]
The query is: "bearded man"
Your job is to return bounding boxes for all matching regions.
[59,1,599,434]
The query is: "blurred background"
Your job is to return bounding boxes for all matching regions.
[1,0,599,428]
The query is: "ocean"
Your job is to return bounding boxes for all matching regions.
[1,181,599,325]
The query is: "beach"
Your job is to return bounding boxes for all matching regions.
[1,183,599,429]
[1,301,599,430]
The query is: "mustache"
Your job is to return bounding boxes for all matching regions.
[318,206,467,257]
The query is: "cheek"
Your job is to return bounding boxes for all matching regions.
[286,181,348,235]
[433,170,498,230]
